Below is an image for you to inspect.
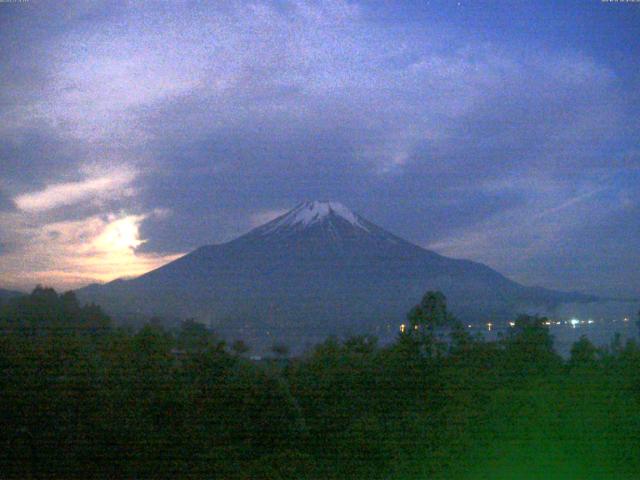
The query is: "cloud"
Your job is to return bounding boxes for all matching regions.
[0,190,16,212]
[249,208,289,228]
[425,173,639,294]
[0,211,182,290]
[0,0,637,296]
[14,167,137,213]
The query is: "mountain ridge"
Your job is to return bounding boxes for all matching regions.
[0,288,25,303]
[77,201,598,349]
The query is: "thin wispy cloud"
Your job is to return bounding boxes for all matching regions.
[14,168,136,213]
[249,209,289,228]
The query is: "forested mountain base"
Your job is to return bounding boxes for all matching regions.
[1,288,640,479]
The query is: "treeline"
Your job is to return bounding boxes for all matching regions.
[1,288,640,479]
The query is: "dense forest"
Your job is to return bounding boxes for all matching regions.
[1,287,640,479]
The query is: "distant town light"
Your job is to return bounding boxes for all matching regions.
[570,318,579,328]
[400,324,406,333]
[487,322,493,331]
[509,321,516,327]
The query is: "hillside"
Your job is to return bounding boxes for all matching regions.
[78,201,596,349]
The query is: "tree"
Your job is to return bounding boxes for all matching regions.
[407,291,454,333]
[343,335,378,355]
[502,314,560,377]
[448,319,474,355]
[569,335,598,369]
[231,339,250,356]
[271,343,290,359]
[405,291,454,357]
[0,287,111,336]
[177,318,221,353]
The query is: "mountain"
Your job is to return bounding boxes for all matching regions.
[77,201,597,350]
[0,288,24,303]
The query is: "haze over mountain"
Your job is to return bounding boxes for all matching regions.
[78,201,596,349]
[0,289,23,304]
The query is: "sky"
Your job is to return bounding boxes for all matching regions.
[0,0,638,298]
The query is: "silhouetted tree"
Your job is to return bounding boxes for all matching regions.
[177,318,221,353]
[4,286,640,479]
[0,286,111,336]
[502,314,560,378]
[569,335,598,369]
[271,343,290,359]
[231,339,250,356]
[405,291,454,357]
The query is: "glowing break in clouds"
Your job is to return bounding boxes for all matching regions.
[0,212,182,290]
[0,164,181,290]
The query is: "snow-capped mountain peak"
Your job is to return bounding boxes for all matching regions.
[258,201,370,234]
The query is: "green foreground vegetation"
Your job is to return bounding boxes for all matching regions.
[1,288,640,479]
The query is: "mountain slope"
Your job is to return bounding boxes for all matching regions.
[0,288,24,299]
[0,288,24,303]
[77,201,596,349]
